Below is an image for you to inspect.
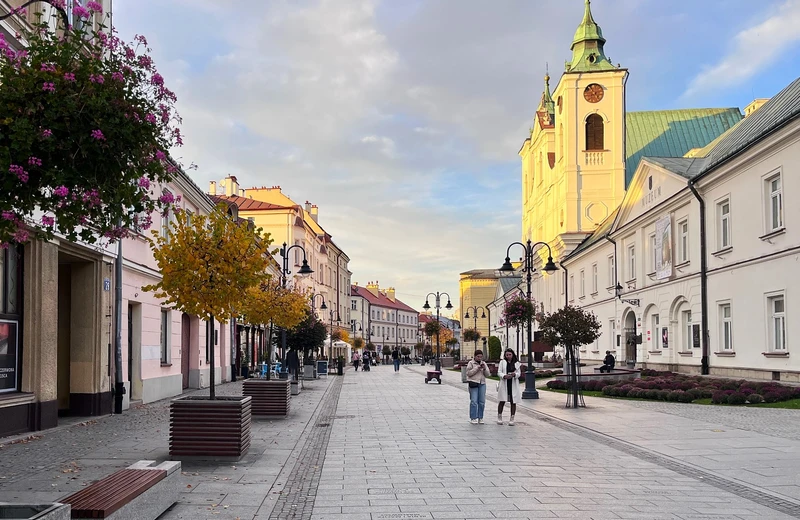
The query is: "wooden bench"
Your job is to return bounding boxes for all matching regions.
[425,370,442,384]
[62,460,180,519]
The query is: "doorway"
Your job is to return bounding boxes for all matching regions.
[127,303,143,401]
[57,264,72,414]
[623,310,637,366]
[181,313,191,389]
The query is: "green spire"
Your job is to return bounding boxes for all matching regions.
[541,73,555,115]
[566,0,616,73]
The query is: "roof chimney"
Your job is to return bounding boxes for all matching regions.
[386,287,396,302]
[310,204,318,223]
[222,175,239,197]
[209,181,216,195]
[366,280,380,297]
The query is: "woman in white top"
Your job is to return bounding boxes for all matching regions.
[497,349,521,425]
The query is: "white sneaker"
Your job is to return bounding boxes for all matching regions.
[478,418,484,424]
[509,416,516,426]
[470,419,478,425]
[497,415,504,425]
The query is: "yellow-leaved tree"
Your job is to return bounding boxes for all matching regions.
[240,280,308,366]
[144,204,272,398]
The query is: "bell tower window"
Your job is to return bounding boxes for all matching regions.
[586,114,604,151]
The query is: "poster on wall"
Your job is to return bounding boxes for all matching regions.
[655,215,673,280]
[0,321,19,393]
[662,327,669,348]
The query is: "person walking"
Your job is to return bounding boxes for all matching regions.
[466,350,491,424]
[352,351,361,371]
[362,350,371,371]
[392,347,400,372]
[497,349,521,426]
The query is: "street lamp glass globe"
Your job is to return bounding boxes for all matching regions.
[499,257,515,273]
[320,300,327,310]
[422,301,431,310]
[298,259,314,275]
[543,257,558,273]
[464,311,470,319]
[445,301,453,310]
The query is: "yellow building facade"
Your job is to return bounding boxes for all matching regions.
[458,270,498,359]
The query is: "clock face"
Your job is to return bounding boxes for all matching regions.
[584,83,604,103]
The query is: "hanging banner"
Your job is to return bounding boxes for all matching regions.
[655,215,672,280]
[0,321,19,393]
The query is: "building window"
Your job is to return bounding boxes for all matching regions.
[768,294,786,351]
[651,314,660,350]
[569,275,574,301]
[627,245,636,281]
[649,233,657,273]
[678,220,689,263]
[585,114,604,151]
[682,310,692,350]
[160,310,170,364]
[766,173,783,232]
[579,269,585,298]
[608,255,615,287]
[719,303,733,351]
[591,263,598,294]
[351,300,357,310]
[609,319,616,350]
[160,191,173,241]
[717,199,731,249]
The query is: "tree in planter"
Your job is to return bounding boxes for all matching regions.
[382,345,391,357]
[144,205,271,398]
[537,305,601,408]
[353,337,364,351]
[487,336,502,361]
[366,342,376,352]
[414,341,425,357]
[285,310,327,365]
[240,279,308,373]
[1,3,184,245]
[400,346,410,357]
[424,320,451,359]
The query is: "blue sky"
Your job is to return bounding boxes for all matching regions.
[114,0,800,317]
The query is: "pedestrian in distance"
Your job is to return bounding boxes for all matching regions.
[466,350,491,424]
[497,349,521,426]
[362,350,371,371]
[599,350,615,373]
[352,351,361,371]
[392,347,400,372]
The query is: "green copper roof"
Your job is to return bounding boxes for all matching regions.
[566,0,615,73]
[625,108,743,186]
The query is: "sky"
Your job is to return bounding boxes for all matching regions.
[113,0,800,318]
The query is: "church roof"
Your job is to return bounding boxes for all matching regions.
[625,108,743,186]
[640,157,709,179]
[498,276,522,294]
[567,0,616,73]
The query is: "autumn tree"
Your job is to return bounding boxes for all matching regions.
[353,337,364,350]
[285,310,327,363]
[537,305,601,408]
[240,280,308,368]
[144,204,271,398]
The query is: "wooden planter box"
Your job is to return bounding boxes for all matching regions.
[169,396,251,461]
[242,379,290,418]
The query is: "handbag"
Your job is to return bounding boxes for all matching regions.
[468,381,480,388]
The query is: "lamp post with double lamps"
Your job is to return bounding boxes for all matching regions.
[422,292,453,372]
[279,242,313,379]
[464,305,488,357]
[328,309,341,365]
[498,240,558,399]
[310,295,327,360]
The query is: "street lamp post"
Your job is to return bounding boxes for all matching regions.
[464,305,487,357]
[498,240,558,399]
[328,309,340,370]
[423,292,453,372]
[279,242,313,380]
[311,295,327,360]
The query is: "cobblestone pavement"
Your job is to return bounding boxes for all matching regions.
[313,364,800,520]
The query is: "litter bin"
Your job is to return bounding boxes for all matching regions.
[461,365,467,383]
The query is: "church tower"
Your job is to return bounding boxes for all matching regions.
[522,0,628,259]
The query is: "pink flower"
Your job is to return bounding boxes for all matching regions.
[155,150,166,161]
[63,72,75,81]
[111,71,124,82]
[9,164,28,182]
[51,0,66,9]
[86,1,103,13]
[53,186,69,197]
[12,229,30,243]
[40,62,56,72]
[145,113,157,124]
[137,55,153,70]
[72,5,90,19]
[42,82,55,92]
[135,34,148,46]
[89,74,104,84]
[137,177,151,189]
[28,156,42,166]
[91,129,105,140]
[41,215,55,227]
[1,211,16,221]
[159,192,175,205]
[41,129,53,138]
[124,47,135,59]
[150,73,164,86]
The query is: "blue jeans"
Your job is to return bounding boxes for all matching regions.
[469,383,486,420]
[393,359,400,371]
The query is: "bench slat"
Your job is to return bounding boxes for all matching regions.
[64,468,166,518]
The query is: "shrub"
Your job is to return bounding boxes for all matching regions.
[667,390,684,402]
[602,385,615,396]
[617,385,634,397]
[685,388,703,401]
[677,391,695,403]
[711,391,727,404]
[727,392,747,405]
[762,391,780,403]
[627,388,643,399]
[645,389,660,400]
[747,394,764,404]
[546,380,566,390]
[657,390,671,401]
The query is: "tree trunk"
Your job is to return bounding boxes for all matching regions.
[209,315,216,400]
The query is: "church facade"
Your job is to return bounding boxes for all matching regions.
[520,1,800,381]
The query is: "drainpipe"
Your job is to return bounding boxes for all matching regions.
[604,235,620,355]
[113,226,125,414]
[688,179,710,375]
[559,262,569,307]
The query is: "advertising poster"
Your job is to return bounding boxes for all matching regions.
[0,321,18,393]
[655,215,673,280]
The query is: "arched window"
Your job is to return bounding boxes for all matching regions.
[585,114,604,151]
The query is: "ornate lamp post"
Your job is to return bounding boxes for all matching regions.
[328,309,341,363]
[464,305,487,357]
[422,292,453,371]
[279,242,313,378]
[498,240,558,399]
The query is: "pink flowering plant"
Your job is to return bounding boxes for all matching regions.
[502,296,535,328]
[0,1,184,245]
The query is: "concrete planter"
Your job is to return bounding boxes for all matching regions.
[242,379,290,417]
[0,503,70,519]
[169,396,252,461]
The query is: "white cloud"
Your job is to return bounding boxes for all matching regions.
[682,0,800,99]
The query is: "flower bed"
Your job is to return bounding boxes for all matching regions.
[546,370,800,405]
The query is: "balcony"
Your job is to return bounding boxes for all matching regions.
[584,151,606,166]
